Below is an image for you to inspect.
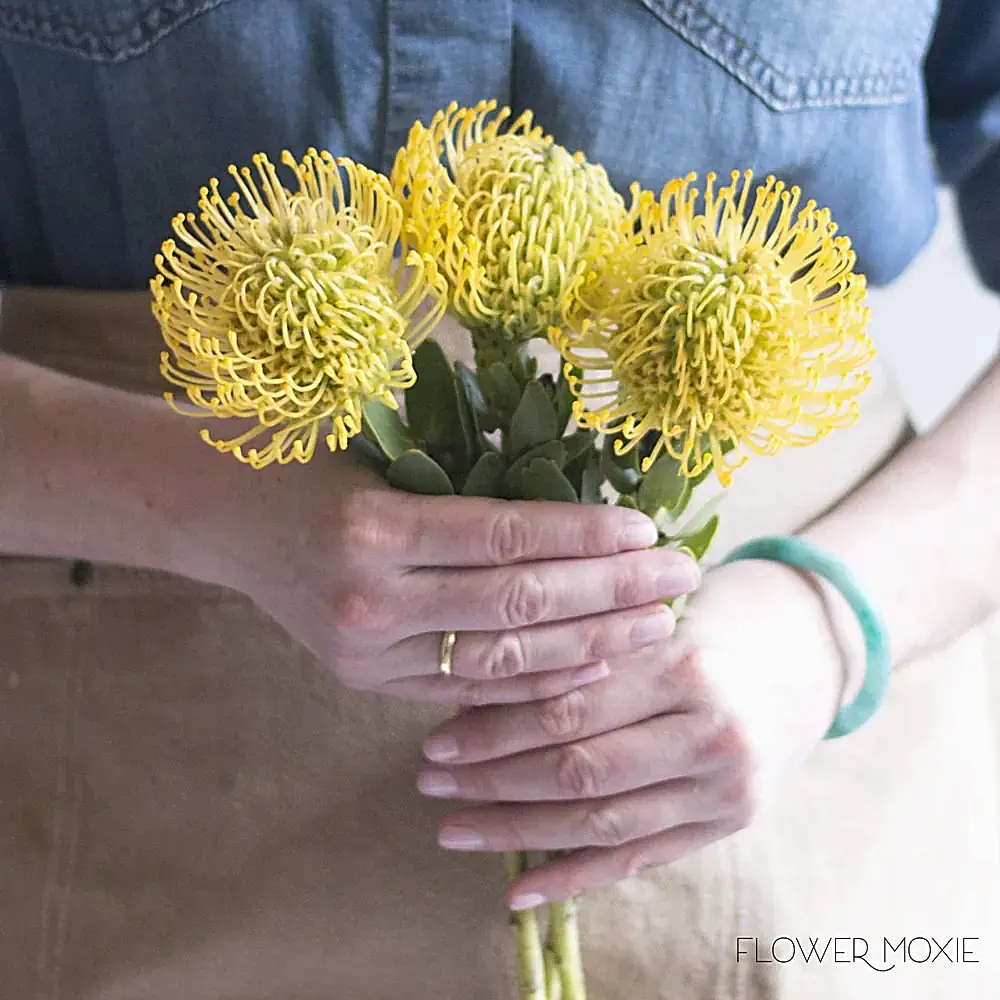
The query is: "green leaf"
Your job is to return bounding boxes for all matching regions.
[616,494,639,510]
[453,368,482,466]
[637,453,691,518]
[461,452,507,497]
[601,437,641,495]
[553,366,577,434]
[362,400,416,462]
[562,429,597,467]
[405,341,470,469]
[480,363,522,423]
[507,381,559,457]
[677,514,720,562]
[507,440,567,477]
[348,433,391,476]
[509,458,578,503]
[386,450,455,495]
[673,492,725,539]
[579,456,604,505]
[454,362,489,415]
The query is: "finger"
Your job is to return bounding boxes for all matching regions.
[406,548,699,633]
[390,495,661,568]
[434,776,725,853]
[506,817,746,908]
[421,642,697,763]
[417,712,728,803]
[378,660,611,706]
[379,603,675,683]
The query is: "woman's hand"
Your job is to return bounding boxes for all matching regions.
[415,558,849,905]
[228,452,701,705]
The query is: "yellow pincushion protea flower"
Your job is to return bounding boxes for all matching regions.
[552,171,874,487]
[391,100,627,366]
[151,150,445,468]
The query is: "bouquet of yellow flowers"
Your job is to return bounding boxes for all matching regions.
[150,100,873,1000]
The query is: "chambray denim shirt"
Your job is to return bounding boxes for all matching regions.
[0,0,998,300]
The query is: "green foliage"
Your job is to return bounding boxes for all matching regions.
[461,452,507,497]
[506,457,578,503]
[406,341,473,475]
[676,514,720,561]
[579,455,604,505]
[637,453,692,519]
[600,435,640,495]
[347,433,391,476]
[508,440,568,476]
[553,366,578,435]
[479,363,523,427]
[508,382,559,457]
[386,450,455,495]
[362,400,416,462]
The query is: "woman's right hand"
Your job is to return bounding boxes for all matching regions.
[228,452,701,706]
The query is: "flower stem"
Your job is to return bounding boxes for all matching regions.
[547,896,587,1000]
[504,852,549,999]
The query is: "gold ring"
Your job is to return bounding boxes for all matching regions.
[439,630,457,676]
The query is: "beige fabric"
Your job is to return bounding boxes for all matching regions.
[1,291,997,999]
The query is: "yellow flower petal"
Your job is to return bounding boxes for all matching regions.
[391,100,627,366]
[554,171,874,487]
[151,150,445,468]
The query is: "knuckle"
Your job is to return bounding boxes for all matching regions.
[498,570,549,628]
[721,771,758,829]
[585,803,630,847]
[486,510,534,565]
[696,715,754,772]
[664,643,707,694]
[478,632,527,680]
[453,678,492,708]
[328,587,387,636]
[582,620,619,661]
[338,492,400,564]
[612,568,649,610]
[556,743,608,799]
[539,690,588,741]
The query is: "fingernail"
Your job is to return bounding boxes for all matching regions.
[573,660,609,685]
[439,826,485,850]
[417,770,458,797]
[423,735,460,762]
[510,892,547,912]
[619,516,659,549]
[630,608,675,646]
[656,559,701,593]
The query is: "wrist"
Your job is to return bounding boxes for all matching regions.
[695,560,852,753]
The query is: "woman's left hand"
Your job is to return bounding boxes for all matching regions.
[416,557,851,909]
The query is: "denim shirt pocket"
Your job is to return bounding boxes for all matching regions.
[636,0,938,110]
[0,0,236,62]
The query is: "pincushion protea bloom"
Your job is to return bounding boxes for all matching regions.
[552,171,875,487]
[391,100,627,367]
[151,150,445,468]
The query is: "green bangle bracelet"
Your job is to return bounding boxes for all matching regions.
[720,535,891,740]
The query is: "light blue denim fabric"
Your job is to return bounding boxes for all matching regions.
[0,0,997,294]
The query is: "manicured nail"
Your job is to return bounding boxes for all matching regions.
[510,892,547,912]
[629,608,675,647]
[656,559,701,593]
[439,826,485,850]
[423,735,460,762]
[573,660,609,685]
[619,516,659,549]
[417,770,458,797]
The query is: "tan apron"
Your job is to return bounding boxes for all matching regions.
[1,289,997,999]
